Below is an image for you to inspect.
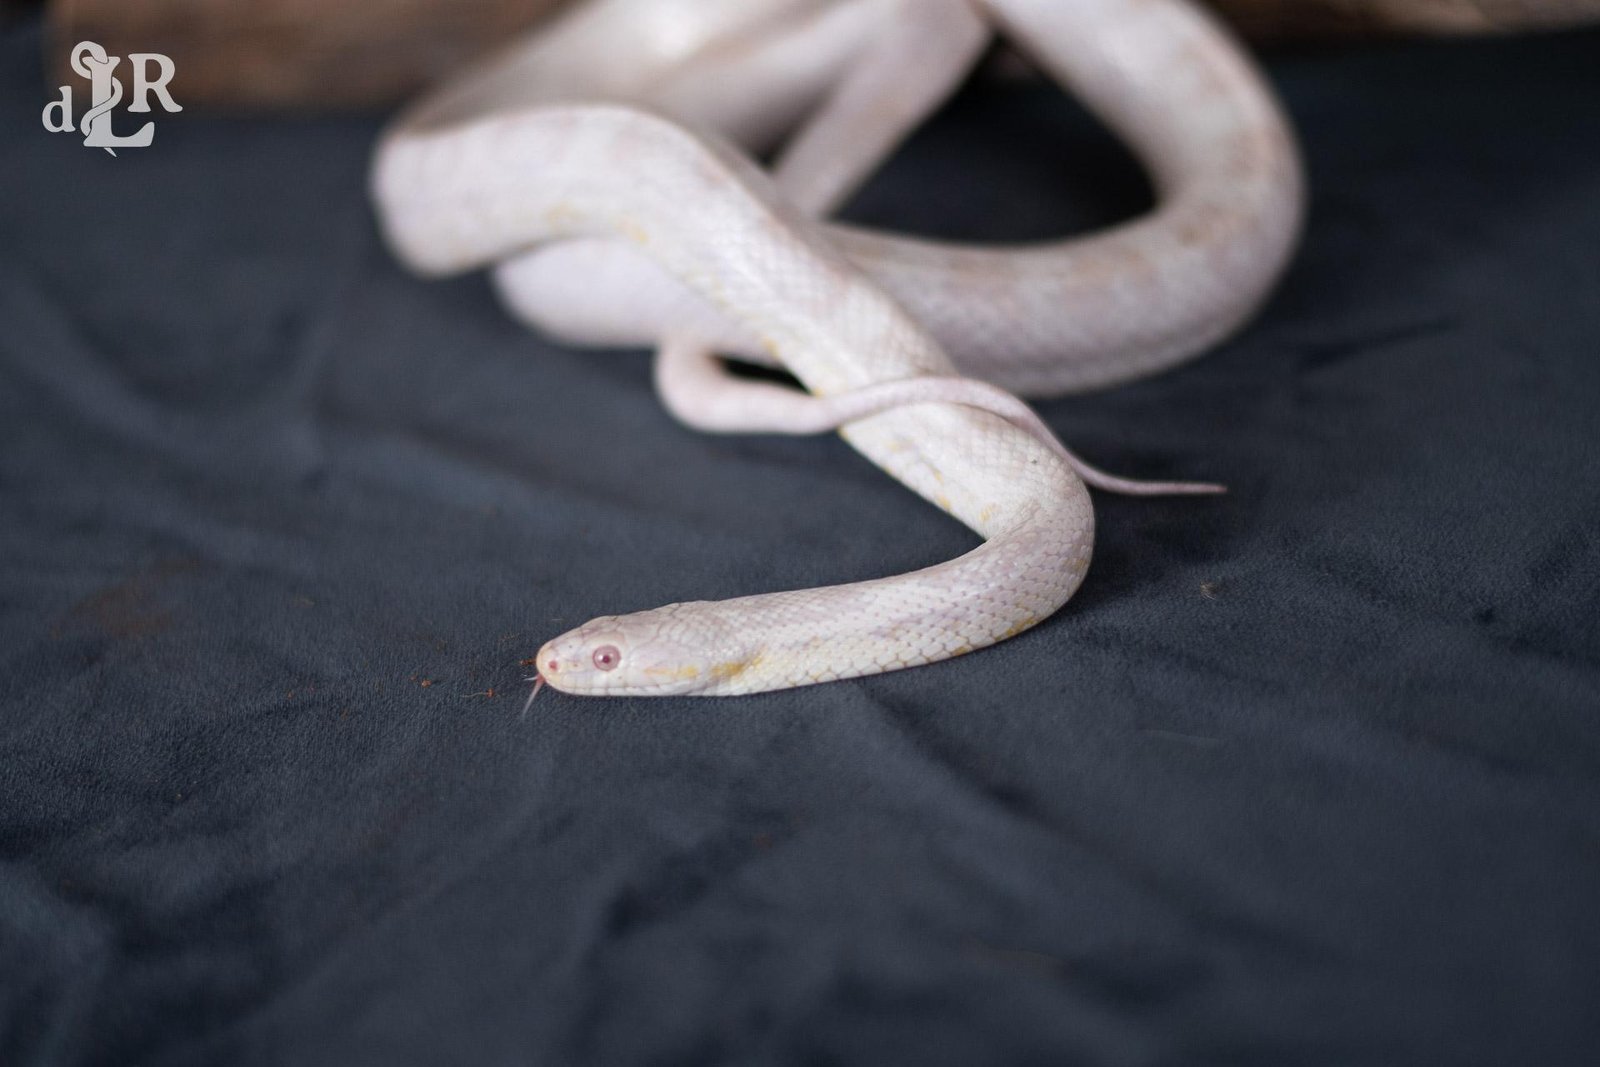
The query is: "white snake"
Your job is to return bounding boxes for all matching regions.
[370,0,1303,697]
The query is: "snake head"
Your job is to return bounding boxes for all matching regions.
[534,603,746,697]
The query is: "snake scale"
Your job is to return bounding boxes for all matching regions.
[370,0,1303,697]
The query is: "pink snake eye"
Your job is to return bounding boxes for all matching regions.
[592,645,621,671]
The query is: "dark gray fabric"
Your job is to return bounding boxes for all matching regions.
[3,17,1599,1066]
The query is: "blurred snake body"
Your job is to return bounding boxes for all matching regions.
[371,0,1303,697]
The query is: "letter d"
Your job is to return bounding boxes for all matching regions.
[41,85,74,133]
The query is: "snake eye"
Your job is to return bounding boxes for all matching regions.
[592,645,621,672]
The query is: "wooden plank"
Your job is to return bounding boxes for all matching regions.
[44,0,1600,110]
[47,0,566,110]
[1212,0,1600,42]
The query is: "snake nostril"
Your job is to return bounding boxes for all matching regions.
[546,659,560,673]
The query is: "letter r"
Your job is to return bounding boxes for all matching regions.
[128,53,181,113]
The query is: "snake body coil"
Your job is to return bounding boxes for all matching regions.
[371,0,1302,696]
